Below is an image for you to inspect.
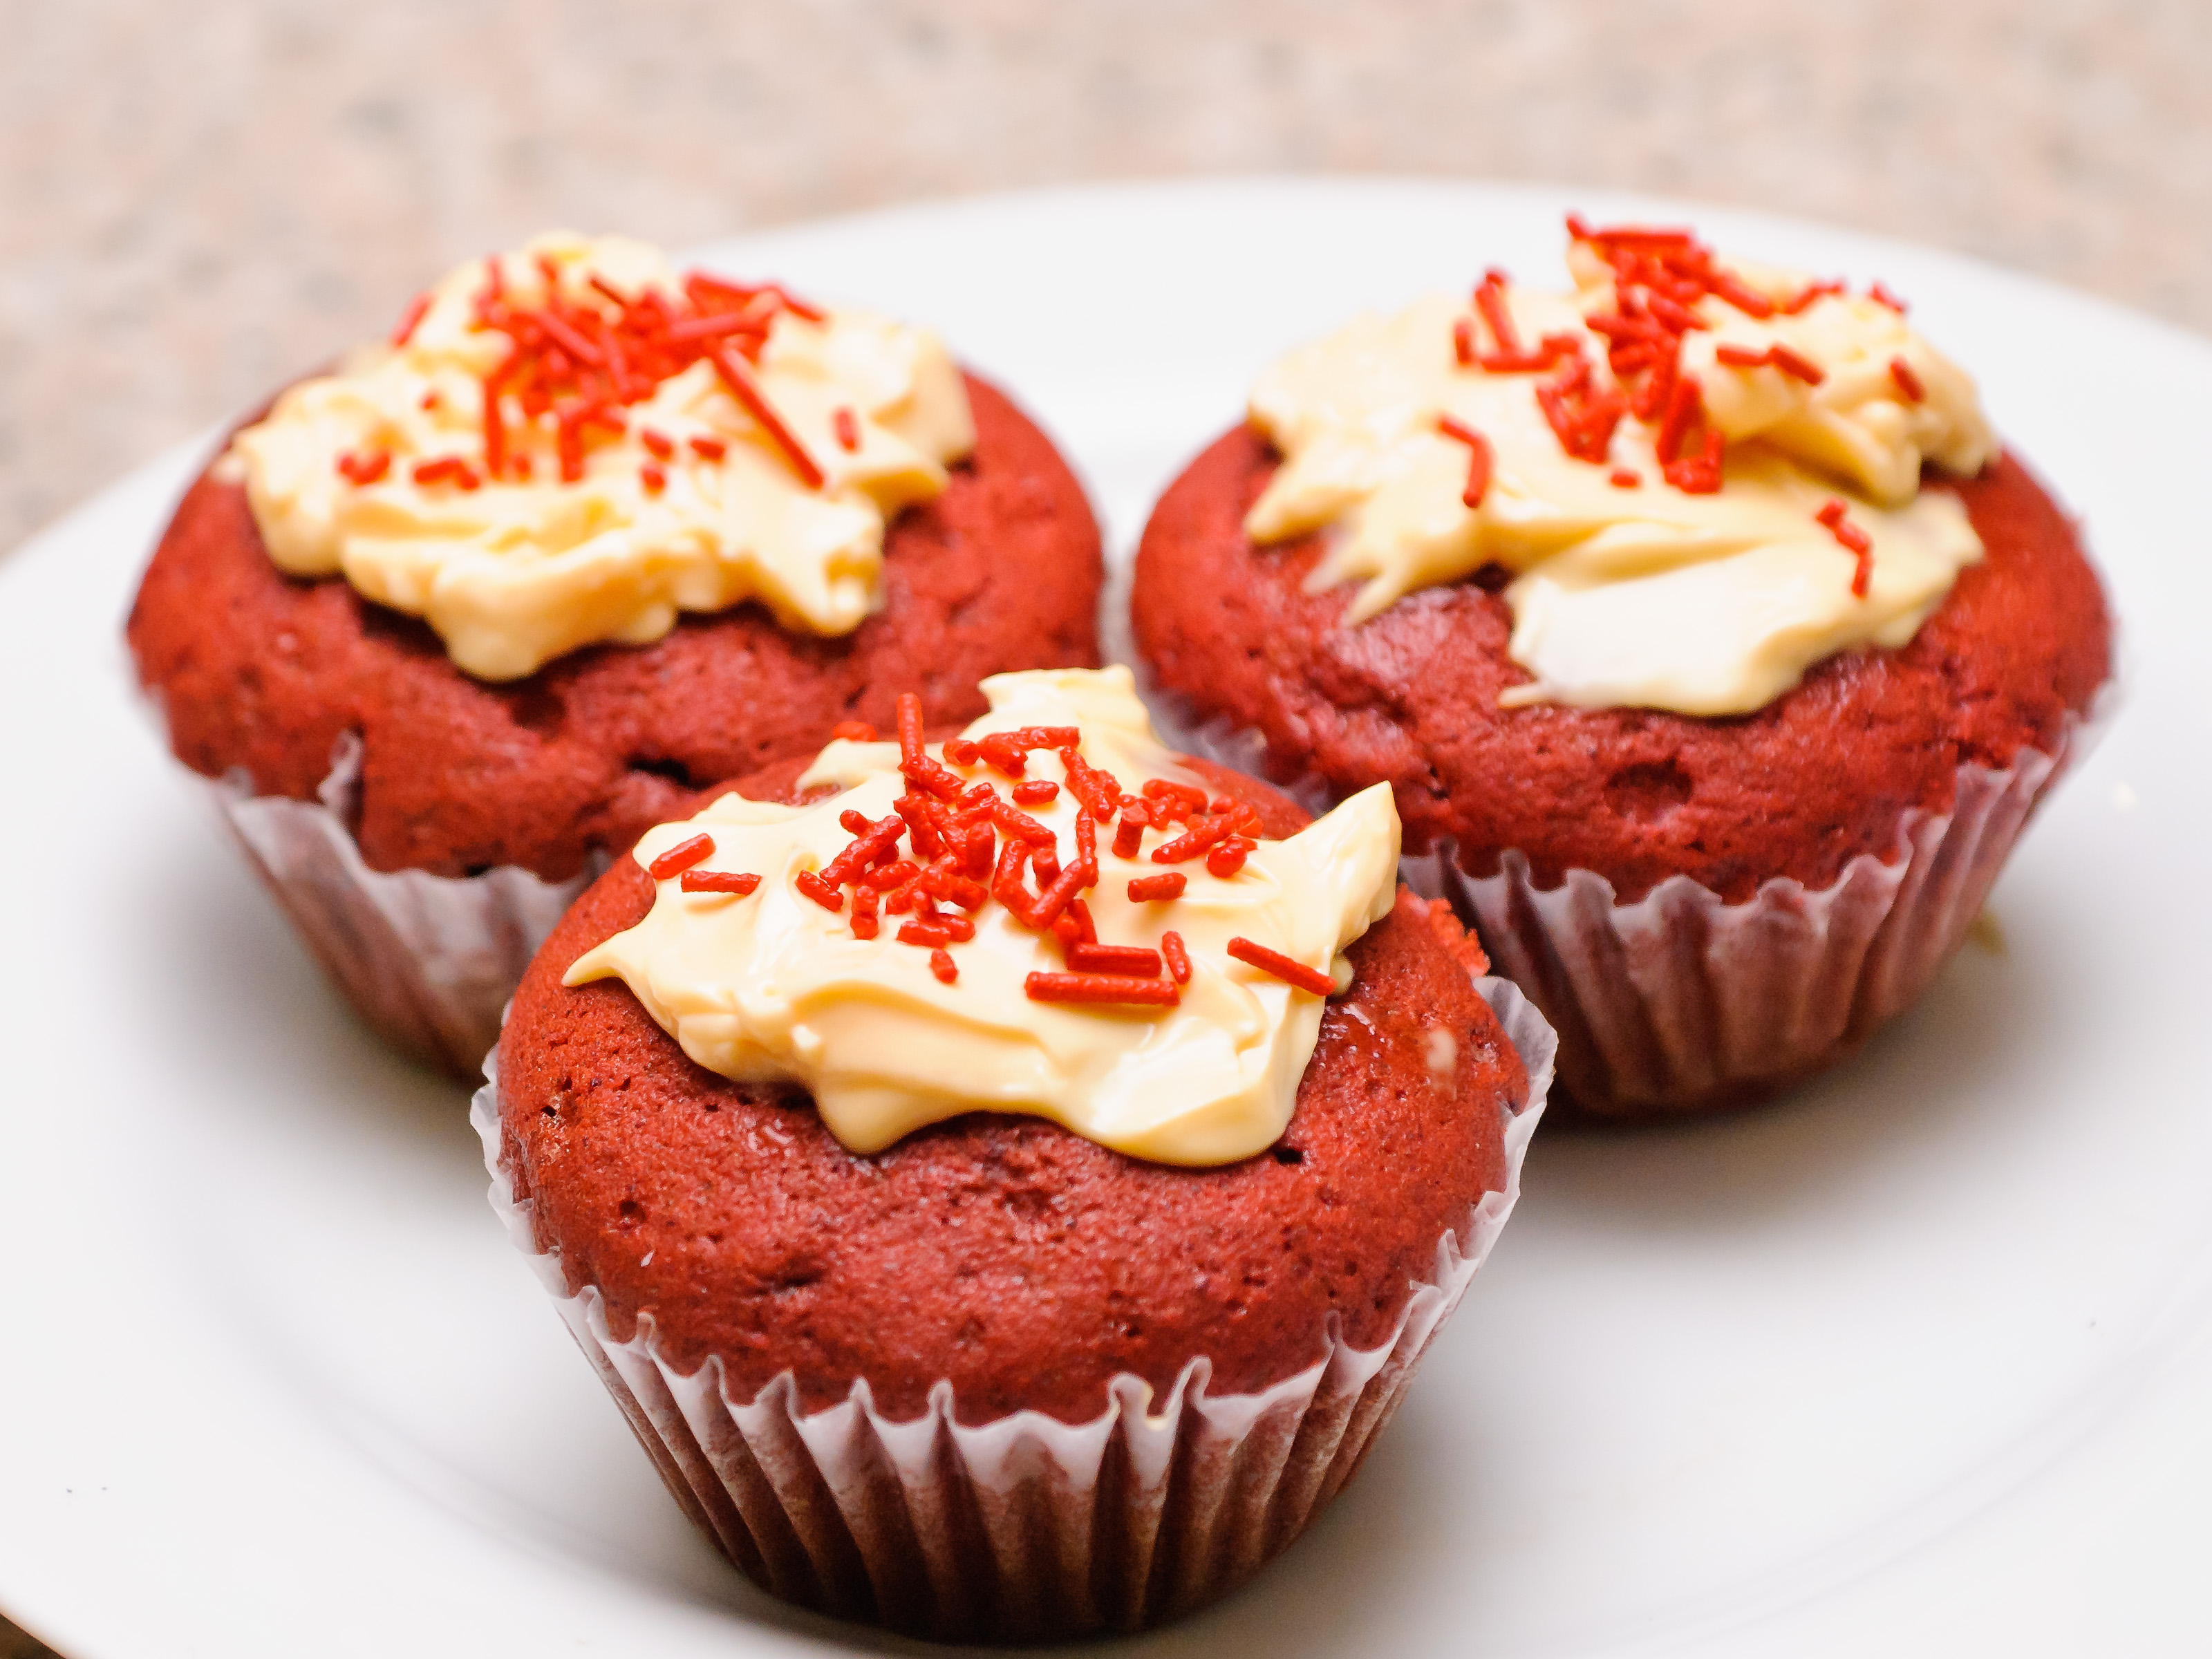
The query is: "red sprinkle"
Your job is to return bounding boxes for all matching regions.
[1467,270,1582,372]
[1004,725,1082,750]
[1868,282,1909,313]
[1062,897,1100,946]
[1780,279,1844,315]
[830,720,877,741]
[894,692,924,762]
[1111,801,1150,859]
[1708,271,1776,319]
[1013,779,1060,805]
[389,292,433,348]
[832,406,861,451]
[1141,778,1209,819]
[1127,872,1187,902]
[1566,214,1695,248]
[679,870,760,895]
[1060,747,1125,823]
[1655,375,1703,467]
[973,733,1029,778]
[688,434,728,460]
[1609,467,1641,488]
[1816,498,1875,596]
[639,461,667,495]
[411,456,482,490]
[1151,813,1237,864]
[1889,356,1927,402]
[1535,353,1627,465]
[1206,838,1252,879]
[821,812,908,888]
[1662,427,1726,494]
[1072,810,1100,883]
[1713,341,1821,386]
[1474,269,1521,358]
[1644,292,1705,334]
[1068,942,1164,978]
[1767,345,1825,385]
[646,833,715,880]
[1025,972,1180,1008]
[961,821,997,879]
[929,948,959,984]
[794,870,845,912]
[850,888,880,939]
[1819,505,1873,554]
[337,449,392,486]
[894,692,964,800]
[709,343,825,488]
[480,370,512,479]
[1435,415,1494,509]
[639,427,675,460]
[1226,937,1336,997]
[1161,930,1193,984]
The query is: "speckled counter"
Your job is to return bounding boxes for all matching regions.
[2,0,2208,557]
[1,1,2206,1652]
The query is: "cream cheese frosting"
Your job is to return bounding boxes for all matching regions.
[564,668,1402,1167]
[225,232,975,680]
[1244,225,1997,716]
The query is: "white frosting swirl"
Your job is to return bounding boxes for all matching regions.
[565,669,1403,1167]
[1245,235,1996,716]
[225,232,975,680]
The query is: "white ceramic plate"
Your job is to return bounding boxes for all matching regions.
[3,179,2206,1659]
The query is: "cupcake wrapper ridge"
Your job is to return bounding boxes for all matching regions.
[1135,664,2112,1119]
[473,975,1554,1642]
[210,732,601,1079]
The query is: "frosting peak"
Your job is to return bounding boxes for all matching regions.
[565,669,1403,1167]
[225,232,975,680]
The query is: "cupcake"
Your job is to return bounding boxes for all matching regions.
[478,666,1551,1640]
[129,233,1103,1077]
[1133,216,2111,1120]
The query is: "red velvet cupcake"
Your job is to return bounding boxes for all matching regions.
[476,668,1553,1639]
[129,234,1103,1076]
[1134,218,2111,1119]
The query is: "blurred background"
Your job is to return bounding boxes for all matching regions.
[2,0,2209,559]
[1,0,2205,1650]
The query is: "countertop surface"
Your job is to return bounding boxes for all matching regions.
[3,3,2205,1653]
[3,0,2208,558]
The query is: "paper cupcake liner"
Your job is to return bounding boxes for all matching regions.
[471,975,1553,1642]
[1411,744,2073,1118]
[206,733,601,1080]
[1133,662,2107,1119]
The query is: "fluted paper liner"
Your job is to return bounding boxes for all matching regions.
[1134,655,2104,1118]
[1408,742,2070,1116]
[472,976,1553,1642]
[207,733,601,1078]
